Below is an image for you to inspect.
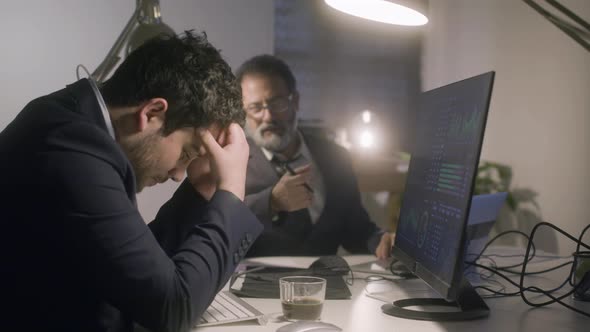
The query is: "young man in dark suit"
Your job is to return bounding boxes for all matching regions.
[236,54,394,258]
[0,31,262,332]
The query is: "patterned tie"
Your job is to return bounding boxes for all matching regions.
[269,154,313,237]
[270,155,288,176]
[270,153,302,174]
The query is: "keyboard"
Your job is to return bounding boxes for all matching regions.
[195,291,267,327]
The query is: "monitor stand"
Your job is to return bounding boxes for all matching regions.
[381,278,489,321]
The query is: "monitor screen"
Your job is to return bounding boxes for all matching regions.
[392,71,495,302]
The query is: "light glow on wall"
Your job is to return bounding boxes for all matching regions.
[359,130,375,148]
[362,110,372,124]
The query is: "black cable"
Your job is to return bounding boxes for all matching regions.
[481,253,569,259]
[496,260,573,276]
[345,267,355,286]
[475,285,514,298]
[464,229,542,280]
[575,224,590,254]
[468,255,498,279]
[475,279,505,296]
[466,230,537,269]
[570,224,590,286]
[473,238,572,276]
[388,258,416,279]
[466,223,576,276]
[463,221,590,317]
[470,262,570,296]
[475,275,571,299]
[519,222,590,318]
[469,261,575,307]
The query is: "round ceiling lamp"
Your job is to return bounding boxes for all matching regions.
[325,0,428,26]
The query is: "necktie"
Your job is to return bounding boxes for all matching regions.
[271,154,315,194]
[270,155,288,176]
[271,153,304,175]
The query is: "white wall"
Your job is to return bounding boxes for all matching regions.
[422,0,590,254]
[0,0,274,222]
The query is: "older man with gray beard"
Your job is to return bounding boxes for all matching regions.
[236,54,394,258]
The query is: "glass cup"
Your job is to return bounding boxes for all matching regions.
[572,251,590,301]
[279,276,327,321]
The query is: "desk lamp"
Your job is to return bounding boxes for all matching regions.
[522,0,590,53]
[92,0,175,82]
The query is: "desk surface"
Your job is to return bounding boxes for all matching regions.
[193,252,589,332]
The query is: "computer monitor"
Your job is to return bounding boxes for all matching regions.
[383,71,495,321]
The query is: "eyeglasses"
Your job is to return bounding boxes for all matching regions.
[244,94,293,119]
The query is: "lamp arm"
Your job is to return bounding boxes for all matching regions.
[91,6,141,82]
[522,0,590,53]
[546,0,590,31]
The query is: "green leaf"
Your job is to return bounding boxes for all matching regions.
[506,193,517,211]
[511,188,540,210]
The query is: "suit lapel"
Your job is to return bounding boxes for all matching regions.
[245,138,281,191]
[302,133,332,198]
[246,136,314,238]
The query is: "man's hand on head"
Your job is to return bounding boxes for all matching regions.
[196,123,249,201]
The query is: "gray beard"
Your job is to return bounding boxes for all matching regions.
[246,119,298,153]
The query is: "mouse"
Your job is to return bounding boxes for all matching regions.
[276,320,342,332]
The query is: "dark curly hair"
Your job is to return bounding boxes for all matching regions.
[100,30,243,135]
[235,54,297,93]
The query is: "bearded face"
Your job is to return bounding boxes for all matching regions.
[118,131,165,193]
[241,73,299,154]
[244,110,298,153]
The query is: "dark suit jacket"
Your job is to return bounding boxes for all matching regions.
[0,79,262,332]
[244,133,383,257]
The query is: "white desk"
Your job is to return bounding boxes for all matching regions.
[194,252,590,332]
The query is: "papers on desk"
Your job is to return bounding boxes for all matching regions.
[242,256,318,269]
[364,279,439,303]
[350,258,394,275]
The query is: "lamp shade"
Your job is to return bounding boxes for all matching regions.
[324,0,428,26]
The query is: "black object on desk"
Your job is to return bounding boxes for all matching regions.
[230,256,352,299]
[309,255,351,275]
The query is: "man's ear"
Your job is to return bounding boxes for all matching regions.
[291,91,300,113]
[138,98,168,132]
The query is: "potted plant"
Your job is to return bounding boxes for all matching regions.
[475,161,555,252]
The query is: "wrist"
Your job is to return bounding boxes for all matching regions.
[218,183,244,201]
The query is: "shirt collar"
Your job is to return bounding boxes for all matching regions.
[88,78,116,140]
